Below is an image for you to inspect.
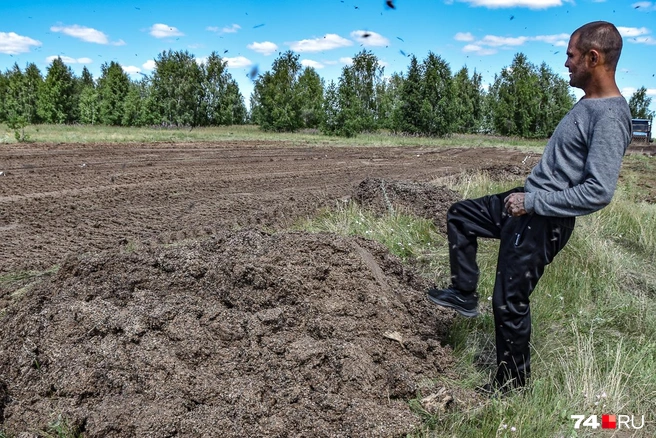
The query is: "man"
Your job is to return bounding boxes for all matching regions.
[427,21,632,393]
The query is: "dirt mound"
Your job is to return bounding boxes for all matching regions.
[446,164,530,186]
[352,178,461,232]
[0,230,456,437]
[479,164,530,181]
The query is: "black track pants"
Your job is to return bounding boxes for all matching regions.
[447,187,574,387]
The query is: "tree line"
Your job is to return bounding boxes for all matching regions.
[0,50,248,138]
[1,49,653,141]
[249,50,577,138]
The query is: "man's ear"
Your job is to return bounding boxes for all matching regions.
[588,49,601,66]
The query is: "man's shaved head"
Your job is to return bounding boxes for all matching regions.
[572,21,623,71]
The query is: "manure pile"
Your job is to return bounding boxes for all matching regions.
[0,229,456,437]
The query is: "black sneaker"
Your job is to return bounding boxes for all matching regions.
[426,286,480,317]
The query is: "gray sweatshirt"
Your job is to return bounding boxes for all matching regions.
[524,96,632,217]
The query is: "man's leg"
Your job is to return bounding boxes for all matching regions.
[427,188,522,317]
[493,215,574,389]
[447,188,521,292]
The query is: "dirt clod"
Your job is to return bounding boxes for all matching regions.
[352,178,461,232]
[0,230,456,437]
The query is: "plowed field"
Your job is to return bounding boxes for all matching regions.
[0,141,535,276]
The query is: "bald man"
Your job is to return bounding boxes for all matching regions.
[427,21,632,394]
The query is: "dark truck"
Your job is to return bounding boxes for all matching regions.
[631,118,652,143]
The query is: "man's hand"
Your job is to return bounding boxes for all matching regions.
[504,192,527,217]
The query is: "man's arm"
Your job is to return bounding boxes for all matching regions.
[524,115,629,217]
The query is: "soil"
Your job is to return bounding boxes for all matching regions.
[0,142,533,278]
[0,140,653,437]
[352,178,462,234]
[0,229,456,437]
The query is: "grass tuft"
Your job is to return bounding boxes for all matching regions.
[294,201,448,283]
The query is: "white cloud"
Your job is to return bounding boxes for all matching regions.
[621,87,638,100]
[122,65,141,75]
[350,30,390,47]
[533,33,569,46]
[621,87,656,99]
[224,24,241,33]
[247,41,278,55]
[463,44,497,55]
[50,24,114,44]
[0,32,41,54]
[480,35,529,47]
[207,24,242,34]
[339,57,353,65]
[288,34,353,52]
[223,24,241,33]
[224,56,252,68]
[619,26,656,45]
[458,32,569,55]
[456,0,563,8]
[150,23,184,39]
[463,44,482,52]
[628,36,656,45]
[617,26,650,37]
[632,1,656,11]
[142,60,157,70]
[45,55,92,64]
[301,59,324,69]
[454,32,475,42]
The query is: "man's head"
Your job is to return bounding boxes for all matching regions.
[572,21,623,71]
[565,21,623,90]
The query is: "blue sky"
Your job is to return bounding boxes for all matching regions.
[1,0,655,112]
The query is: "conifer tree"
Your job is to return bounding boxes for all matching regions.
[419,52,455,137]
[396,56,423,134]
[37,57,79,124]
[97,61,131,125]
[452,67,484,134]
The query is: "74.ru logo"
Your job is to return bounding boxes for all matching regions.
[571,414,645,430]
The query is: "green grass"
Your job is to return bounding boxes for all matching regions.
[297,168,656,437]
[294,201,447,276]
[0,265,59,286]
[0,123,546,151]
